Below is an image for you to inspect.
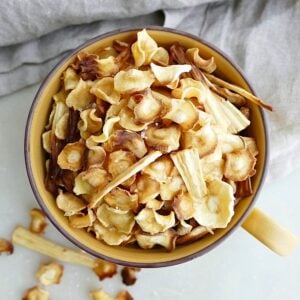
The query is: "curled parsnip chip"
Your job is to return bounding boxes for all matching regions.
[105,98,128,120]
[151,47,169,66]
[135,208,175,235]
[36,262,64,286]
[86,116,120,145]
[23,286,49,300]
[201,146,224,180]
[57,141,85,171]
[114,69,155,94]
[217,132,245,154]
[131,28,158,66]
[96,56,119,76]
[56,190,86,216]
[162,98,198,130]
[51,102,69,138]
[55,112,69,140]
[136,174,160,204]
[78,108,103,139]
[93,259,117,281]
[97,204,135,234]
[74,167,109,195]
[145,199,164,210]
[193,179,234,228]
[186,48,216,73]
[151,63,191,89]
[69,209,96,228]
[104,188,138,211]
[53,88,68,103]
[142,156,173,183]
[30,208,47,234]
[119,107,148,131]
[104,130,147,158]
[90,289,114,300]
[136,229,177,251]
[176,220,193,236]
[90,77,121,105]
[132,90,162,123]
[0,238,13,255]
[182,124,218,157]
[66,78,95,110]
[42,130,51,153]
[64,67,80,90]
[116,291,134,300]
[160,170,186,200]
[176,226,209,245]
[242,137,259,157]
[108,150,136,187]
[92,221,131,246]
[121,267,140,286]
[145,124,181,153]
[224,149,256,181]
[173,192,195,220]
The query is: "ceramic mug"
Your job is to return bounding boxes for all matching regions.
[25,26,299,267]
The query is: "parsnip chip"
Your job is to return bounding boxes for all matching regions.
[104,130,147,158]
[131,29,158,66]
[135,208,175,235]
[173,192,195,220]
[136,229,177,251]
[186,48,216,73]
[151,63,191,89]
[87,146,106,168]
[145,199,164,210]
[89,289,114,300]
[142,156,173,183]
[53,88,68,103]
[105,98,128,120]
[136,174,160,204]
[0,238,13,255]
[51,102,69,139]
[217,132,245,154]
[176,220,193,236]
[114,69,155,94]
[90,77,121,105]
[116,291,134,300]
[162,98,198,130]
[242,137,259,157]
[36,262,64,286]
[182,124,218,157]
[121,267,140,286]
[144,124,181,153]
[86,116,120,145]
[193,179,234,228]
[160,171,186,201]
[93,259,117,281]
[104,187,138,211]
[69,209,96,228]
[30,208,47,234]
[132,90,162,123]
[57,141,85,171]
[96,56,119,76]
[201,146,224,180]
[56,190,86,216]
[151,47,169,66]
[66,78,95,110]
[224,149,256,181]
[42,130,51,153]
[93,221,131,246]
[119,107,148,131]
[23,286,49,300]
[97,204,135,234]
[74,167,109,195]
[64,67,80,90]
[78,108,103,139]
[176,226,209,245]
[55,112,69,140]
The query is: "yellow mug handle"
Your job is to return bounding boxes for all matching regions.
[242,207,299,256]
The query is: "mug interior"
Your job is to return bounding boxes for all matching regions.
[25,27,267,267]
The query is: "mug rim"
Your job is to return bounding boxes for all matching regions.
[24,25,269,268]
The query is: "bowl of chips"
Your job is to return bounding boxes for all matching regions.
[25,26,291,267]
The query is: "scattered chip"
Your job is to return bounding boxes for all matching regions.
[93,259,117,281]
[0,238,13,255]
[29,208,47,234]
[36,262,64,286]
[121,267,141,286]
[22,286,49,300]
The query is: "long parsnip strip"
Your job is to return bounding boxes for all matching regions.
[89,151,162,208]
[204,73,273,111]
[12,226,96,268]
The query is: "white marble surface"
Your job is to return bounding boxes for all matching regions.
[0,84,299,300]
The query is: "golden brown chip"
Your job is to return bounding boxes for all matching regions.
[0,238,13,255]
[116,291,134,300]
[186,48,216,73]
[173,192,195,220]
[104,187,138,211]
[56,190,86,216]
[93,259,117,281]
[176,220,193,236]
[89,289,114,300]
[96,56,119,76]
[64,67,80,90]
[135,174,160,204]
[121,267,141,286]
[176,226,209,245]
[144,124,181,153]
[119,107,148,131]
[29,208,47,234]
[36,262,64,286]
[78,108,103,139]
[87,146,106,168]
[136,229,177,251]
[22,286,49,300]
[224,149,256,181]
[57,141,85,171]
[69,209,96,228]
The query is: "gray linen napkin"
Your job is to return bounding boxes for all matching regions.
[0,0,299,180]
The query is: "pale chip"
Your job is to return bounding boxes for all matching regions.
[176,220,193,236]
[119,107,148,131]
[136,174,160,204]
[151,47,169,66]
[176,225,209,245]
[78,108,103,139]
[36,262,64,286]
[173,192,195,220]
[96,56,119,76]
[64,67,80,90]
[22,286,49,300]
[42,130,51,153]
[56,190,86,216]
[104,187,138,211]
[29,208,47,234]
[145,199,164,210]
[53,88,68,103]
[69,209,96,228]
[186,48,216,73]
[105,98,128,120]
[87,146,106,168]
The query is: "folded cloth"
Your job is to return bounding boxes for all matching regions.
[0,0,299,181]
